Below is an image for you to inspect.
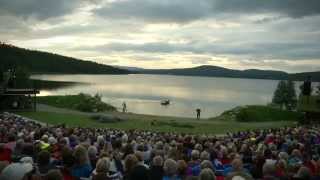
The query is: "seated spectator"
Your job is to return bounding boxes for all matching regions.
[199,168,216,180]
[130,152,149,180]
[177,160,188,179]
[163,159,180,180]
[92,157,111,180]
[37,150,57,175]
[124,154,138,180]
[71,145,92,178]
[188,150,201,176]
[225,158,253,180]
[262,161,278,180]
[45,169,64,180]
[149,156,164,180]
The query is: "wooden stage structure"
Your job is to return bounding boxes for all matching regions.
[0,88,40,112]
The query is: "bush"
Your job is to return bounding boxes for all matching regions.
[234,105,303,122]
[37,93,117,112]
[91,115,123,123]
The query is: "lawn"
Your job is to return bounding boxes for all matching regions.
[17,111,296,134]
[37,94,116,112]
[233,105,303,122]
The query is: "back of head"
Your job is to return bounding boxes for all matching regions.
[263,162,276,177]
[96,157,110,174]
[73,145,89,165]
[152,155,164,167]
[191,150,200,161]
[37,150,51,166]
[62,147,75,168]
[163,158,178,177]
[199,168,216,180]
[45,169,63,180]
[177,160,188,175]
[200,151,210,161]
[231,158,243,172]
[124,154,138,173]
[201,160,214,171]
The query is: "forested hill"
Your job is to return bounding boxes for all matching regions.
[140,65,320,81]
[0,43,129,74]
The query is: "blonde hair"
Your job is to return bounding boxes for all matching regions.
[96,158,110,174]
[74,145,89,165]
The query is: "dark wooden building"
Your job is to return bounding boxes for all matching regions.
[0,70,40,112]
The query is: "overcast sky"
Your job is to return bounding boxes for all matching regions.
[1,0,320,72]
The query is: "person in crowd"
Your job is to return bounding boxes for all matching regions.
[71,145,92,178]
[45,169,64,180]
[37,150,57,175]
[199,168,216,180]
[92,157,111,180]
[149,156,164,180]
[163,159,180,180]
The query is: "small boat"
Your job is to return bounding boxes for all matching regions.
[161,99,170,106]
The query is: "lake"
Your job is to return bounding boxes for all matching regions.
[31,74,307,118]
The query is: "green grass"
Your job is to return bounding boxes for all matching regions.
[17,111,296,134]
[37,94,116,112]
[297,95,320,112]
[222,105,303,122]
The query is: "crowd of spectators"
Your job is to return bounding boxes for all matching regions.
[0,112,320,180]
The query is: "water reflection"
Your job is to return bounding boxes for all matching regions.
[31,74,308,118]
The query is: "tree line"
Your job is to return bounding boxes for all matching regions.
[0,43,129,74]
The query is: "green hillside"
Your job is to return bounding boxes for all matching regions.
[0,43,129,74]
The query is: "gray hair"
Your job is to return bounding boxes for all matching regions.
[199,168,216,180]
[163,159,178,177]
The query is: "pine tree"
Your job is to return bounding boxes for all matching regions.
[286,80,297,110]
[272,80,287,109]
[272,80,297,110]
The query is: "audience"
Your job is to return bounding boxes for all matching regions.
[0,112,320,180]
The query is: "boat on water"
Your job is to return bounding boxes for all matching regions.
[161,99,170,106]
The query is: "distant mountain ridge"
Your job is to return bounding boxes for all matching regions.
[0,43,129,74]
[0,43,318,81]
[137,65,320,81]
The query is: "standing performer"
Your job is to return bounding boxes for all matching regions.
[302,76,312,103]
[196,108,201,120]
[122,102,127,113]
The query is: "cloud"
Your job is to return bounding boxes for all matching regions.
[73,39,320,61]
[0,0,85,20]
[95,0,212,23]
[94,0,320,23]
[212,0,320,19]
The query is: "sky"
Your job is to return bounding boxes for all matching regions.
[1,0,320,73]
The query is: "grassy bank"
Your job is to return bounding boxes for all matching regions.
[19,94,302,134]
[220,105,303,122]
[37,94,117,112]
[17,111,296,134]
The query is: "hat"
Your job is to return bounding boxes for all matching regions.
[0,163,33,180]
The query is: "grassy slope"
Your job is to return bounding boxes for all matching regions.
[37,95,116,112]
[17,111,296,134]
[237,105,303,122]
[297,96,320,112]
[22,96,301,134]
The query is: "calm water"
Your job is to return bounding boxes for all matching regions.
[31,74,306,118]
